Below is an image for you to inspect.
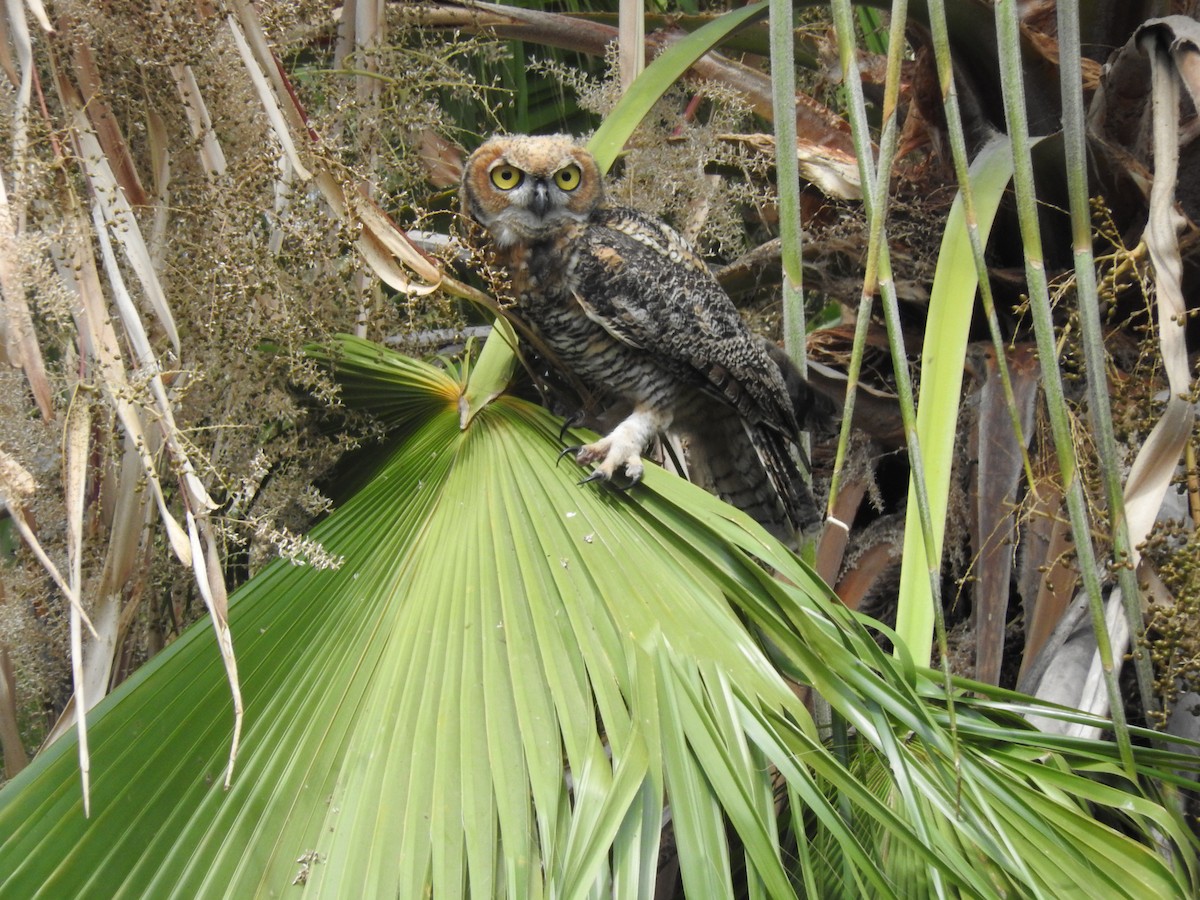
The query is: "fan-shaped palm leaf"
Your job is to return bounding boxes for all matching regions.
[0,334,1194,898]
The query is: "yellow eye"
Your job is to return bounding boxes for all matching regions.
[554,165,582,191]
[490,165,523,190]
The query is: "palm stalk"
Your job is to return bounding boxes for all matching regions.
[993,0,1134,776]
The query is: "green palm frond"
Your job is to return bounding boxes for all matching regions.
[0,335,1194,898]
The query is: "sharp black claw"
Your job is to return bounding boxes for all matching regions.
[558,412,583,443]
[557,446,581,465]
[577,468,641,493]
[608,470,642,493]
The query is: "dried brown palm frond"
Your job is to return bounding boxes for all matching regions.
[0,1,501,799]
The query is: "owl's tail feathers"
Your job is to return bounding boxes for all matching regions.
[762,341,841,441]
[754,424,824,537]
[685,412,821,548]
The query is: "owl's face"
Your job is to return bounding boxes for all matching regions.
[461,135,603,247]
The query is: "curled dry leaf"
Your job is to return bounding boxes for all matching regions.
[0,447,37,507]
[719,132,862,200]
[66,98,182,353]
[70,35,147,207]
[226,11,306,180]
[51,200,194,567]
[346,190,443,294]
[1123,17,1197,566]
[187,512,243,791]
[1035,16,1199,735]
[415,128,464,188]
[63,391,92,816]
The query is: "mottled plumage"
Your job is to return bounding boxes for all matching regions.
[461,135,825,542]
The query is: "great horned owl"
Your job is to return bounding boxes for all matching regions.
[460,134,827,543]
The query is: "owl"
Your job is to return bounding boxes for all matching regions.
[461,134,827,543]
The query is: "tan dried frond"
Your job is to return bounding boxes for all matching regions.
[0,1,496,789]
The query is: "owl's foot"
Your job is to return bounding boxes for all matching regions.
[560,407,667,490]
[574,439,644,488]
[556,443,633,486]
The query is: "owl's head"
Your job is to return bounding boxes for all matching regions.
[461,135,603,247]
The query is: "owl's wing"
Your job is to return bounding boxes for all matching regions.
[571,208,800,435]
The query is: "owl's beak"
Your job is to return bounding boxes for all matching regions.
[530,179,551,218]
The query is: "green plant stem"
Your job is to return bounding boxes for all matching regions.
[829,1,952,889]
[994,0,1135,778]
[824,0,899,518]
[829,0,944,669]
[1055,0,1157,725]
[768,0,805,371]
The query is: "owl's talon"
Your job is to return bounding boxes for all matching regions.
[557,446,581,465]
[558,412,585,443]
[577,467,640,492]
[605,470,641,493]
